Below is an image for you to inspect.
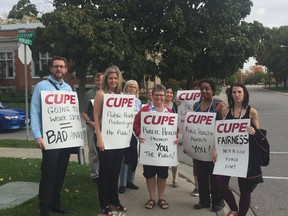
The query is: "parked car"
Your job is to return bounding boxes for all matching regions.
[0,101,29,130]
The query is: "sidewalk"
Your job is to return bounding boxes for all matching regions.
[0,147,225,216]
[117,163,227,216]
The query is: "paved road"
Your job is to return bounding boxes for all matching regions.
[0,128,33,140]
[228,86,288,216]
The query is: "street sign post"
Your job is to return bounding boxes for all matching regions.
[18,32,35,46]
[17,31,36,140]
[18,32,36,38]
[18,37,32,46]
[18,44,32,64]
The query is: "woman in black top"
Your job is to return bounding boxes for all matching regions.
[214,83,263,216]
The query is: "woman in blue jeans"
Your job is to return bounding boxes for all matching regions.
[118,80,142,193]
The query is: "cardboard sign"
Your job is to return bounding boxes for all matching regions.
[41,91,84,150]
[176,90,201,139]
[139,112,178,166]
[101,94,135,149]
[183,112,216,161]
[213,119,250,177]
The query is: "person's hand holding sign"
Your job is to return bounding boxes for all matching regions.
[96,136,105,151]
[246,125,256,135]
[138,134,145,143]
[35,137,46,150]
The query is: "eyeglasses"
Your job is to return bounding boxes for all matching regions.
[153,94,165,97]
[52,65,66,69]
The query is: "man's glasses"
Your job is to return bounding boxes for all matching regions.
[52,65,66,69]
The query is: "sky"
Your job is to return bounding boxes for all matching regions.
[1,0,288,70]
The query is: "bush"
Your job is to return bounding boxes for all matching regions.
[139,93,149,104]
[0,90,31,103]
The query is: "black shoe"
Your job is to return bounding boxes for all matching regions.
[92,177,98,184]
[118,186,126,193]
[126,183,139,189]
[194,203,210,209]
[212,201,225,212]
[51,207,72,214]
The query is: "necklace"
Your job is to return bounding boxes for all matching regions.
[196,98,214,112]
[231,107,244,119]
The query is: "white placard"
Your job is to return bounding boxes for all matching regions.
[101,94,135,149]
[139,112,178,166]
[176,90,201,138]
[41,91,84,150]
[213,119,250,177]
[183,112,216,161]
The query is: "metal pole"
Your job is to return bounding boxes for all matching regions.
[24,44,29,140]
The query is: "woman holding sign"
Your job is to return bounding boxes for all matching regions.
[134,84,176,210]
[193,79,226,212]
[93,66,126,215]
[214,83,263,216]
[164,86,179,188]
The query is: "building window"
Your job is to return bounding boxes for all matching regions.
[33,52,52,77]
[0,52,14,78]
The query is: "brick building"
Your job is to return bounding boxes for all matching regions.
[0,23,82,93]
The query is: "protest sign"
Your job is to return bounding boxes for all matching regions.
[183,112,216,161]
[139,112,178,166]
[41,91,84,150]
[213,119,250,177]
[102,94,135,149]
[176,90,201,138]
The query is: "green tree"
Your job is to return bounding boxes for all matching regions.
[245,71,265,85]
[256,26,288,88]
[32,4,131,100]
[99,0,266,81]
[8,0,38,19]
[33,0,267,97]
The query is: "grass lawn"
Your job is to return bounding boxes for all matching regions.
[0,140,100,216]
[0,139,35,148]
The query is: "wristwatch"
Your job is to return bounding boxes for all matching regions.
[86,120,91,125]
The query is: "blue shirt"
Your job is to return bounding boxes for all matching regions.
[134,98,142,112]
[148,103,169,113]
[30,75,73,139]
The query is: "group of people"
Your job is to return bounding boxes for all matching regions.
[31,56,266,216]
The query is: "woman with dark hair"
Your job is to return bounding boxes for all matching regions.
[193,79,225,212]
[164,86,178,187]
[214,83,263,216]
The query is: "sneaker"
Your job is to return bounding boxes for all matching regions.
[191,188,199,196]
[91,177,98,184]
[126,183,139,190]
[212,200,225,212]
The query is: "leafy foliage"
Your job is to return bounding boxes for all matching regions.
[33,4,131,99]
[256,26,288,87]
[8,0,38,19]
[32,0,266,95]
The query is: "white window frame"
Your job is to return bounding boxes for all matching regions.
[0,51,14,78]
[32,52,52,78]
